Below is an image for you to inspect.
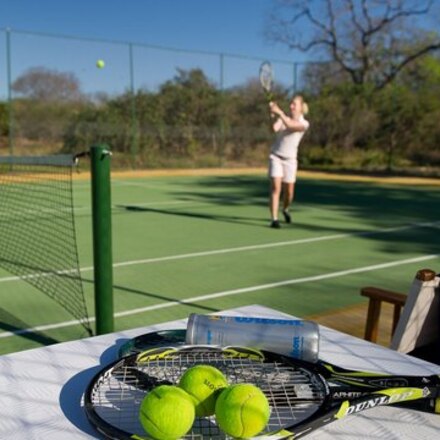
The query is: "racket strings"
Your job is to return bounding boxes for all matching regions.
[88,347,328,439]
[91,367,146,431]
[259,63,273,92]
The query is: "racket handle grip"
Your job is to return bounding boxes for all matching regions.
[396,398,440,414]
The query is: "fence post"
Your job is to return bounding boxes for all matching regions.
[129,43,138,167]
[218,53,226,166]
[293,62,298,94]
[6,28,13,157]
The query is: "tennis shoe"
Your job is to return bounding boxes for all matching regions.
[270,220,281,229]
[282,210,291,223]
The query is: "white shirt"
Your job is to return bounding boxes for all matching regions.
[271,115,310,160]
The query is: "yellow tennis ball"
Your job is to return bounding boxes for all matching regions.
[215,383,270,438]
[139,385,195,440]
[96,59,105,69]
[178,365,228,417]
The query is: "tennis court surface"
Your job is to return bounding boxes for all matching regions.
[0,169,439,355]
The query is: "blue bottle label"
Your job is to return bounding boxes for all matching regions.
[291,336,303,358]
[219,316,305,326]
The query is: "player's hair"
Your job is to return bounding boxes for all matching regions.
[293,95,309,115]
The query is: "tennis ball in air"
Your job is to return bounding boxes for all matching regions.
[178,365,228,417]
[215,383,270,438]
[96,59,105,69]
[139,385,195,440]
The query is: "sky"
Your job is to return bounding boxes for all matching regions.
[0,0,308,97]
[0,0,294,58]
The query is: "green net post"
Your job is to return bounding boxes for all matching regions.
[90,144,114,334]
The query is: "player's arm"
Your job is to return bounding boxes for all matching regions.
[270,102,307,132]
[272,116,285,133]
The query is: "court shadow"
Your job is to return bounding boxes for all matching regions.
[81,277,220,314]
[175,174,440,219]
[116,204,267,228]
[168,175,440,254]
[0,307,59,346]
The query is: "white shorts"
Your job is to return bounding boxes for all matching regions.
[268,154,298,183]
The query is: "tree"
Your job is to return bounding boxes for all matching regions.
[12,67,82,102]
[0,102,8,137]
[156,68,221,156]
[267,0,440,90]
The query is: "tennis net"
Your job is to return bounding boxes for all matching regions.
[0,154,92,335]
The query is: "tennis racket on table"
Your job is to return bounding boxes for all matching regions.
[259,60,274,102]
[118,329,187,358]
[85,337,440,440]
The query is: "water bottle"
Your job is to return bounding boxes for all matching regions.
[186,313,319,363]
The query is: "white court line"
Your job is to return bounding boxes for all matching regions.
[73,180,168,190]
[114,200,193,208]
[0,253,438,338]
[111,181,175,190]
[106,221,440,270]
[0,220,439,283]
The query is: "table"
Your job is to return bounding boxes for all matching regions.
[0,305,439,439]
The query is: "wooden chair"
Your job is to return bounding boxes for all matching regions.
[361,269,439,363]
[361,286,406,344]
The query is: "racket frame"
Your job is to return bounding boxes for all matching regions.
[259,60,274,102]
[85,340,440,440]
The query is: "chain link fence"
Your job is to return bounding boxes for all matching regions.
[1,28,439,174]
[0,29,298,168]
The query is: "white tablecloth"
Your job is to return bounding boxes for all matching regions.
[0,305,439,439]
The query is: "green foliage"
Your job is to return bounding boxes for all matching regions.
[13,99,79,143]
[302,54,440,172]
[61,68,277,165]
[155,68,221,157]
[63,101,127,154]
[4,60,440,173]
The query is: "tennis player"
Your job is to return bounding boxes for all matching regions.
[268,95,309,228]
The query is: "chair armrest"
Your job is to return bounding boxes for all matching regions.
[361,287,406,306]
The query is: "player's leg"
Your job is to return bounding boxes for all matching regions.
[268,154,284,228]
[281,159,298,223]
[270,177,282,228]
[282,182,295,223]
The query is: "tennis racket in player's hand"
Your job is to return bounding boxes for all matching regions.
[85,334,440,440]
[259,60,274,102]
